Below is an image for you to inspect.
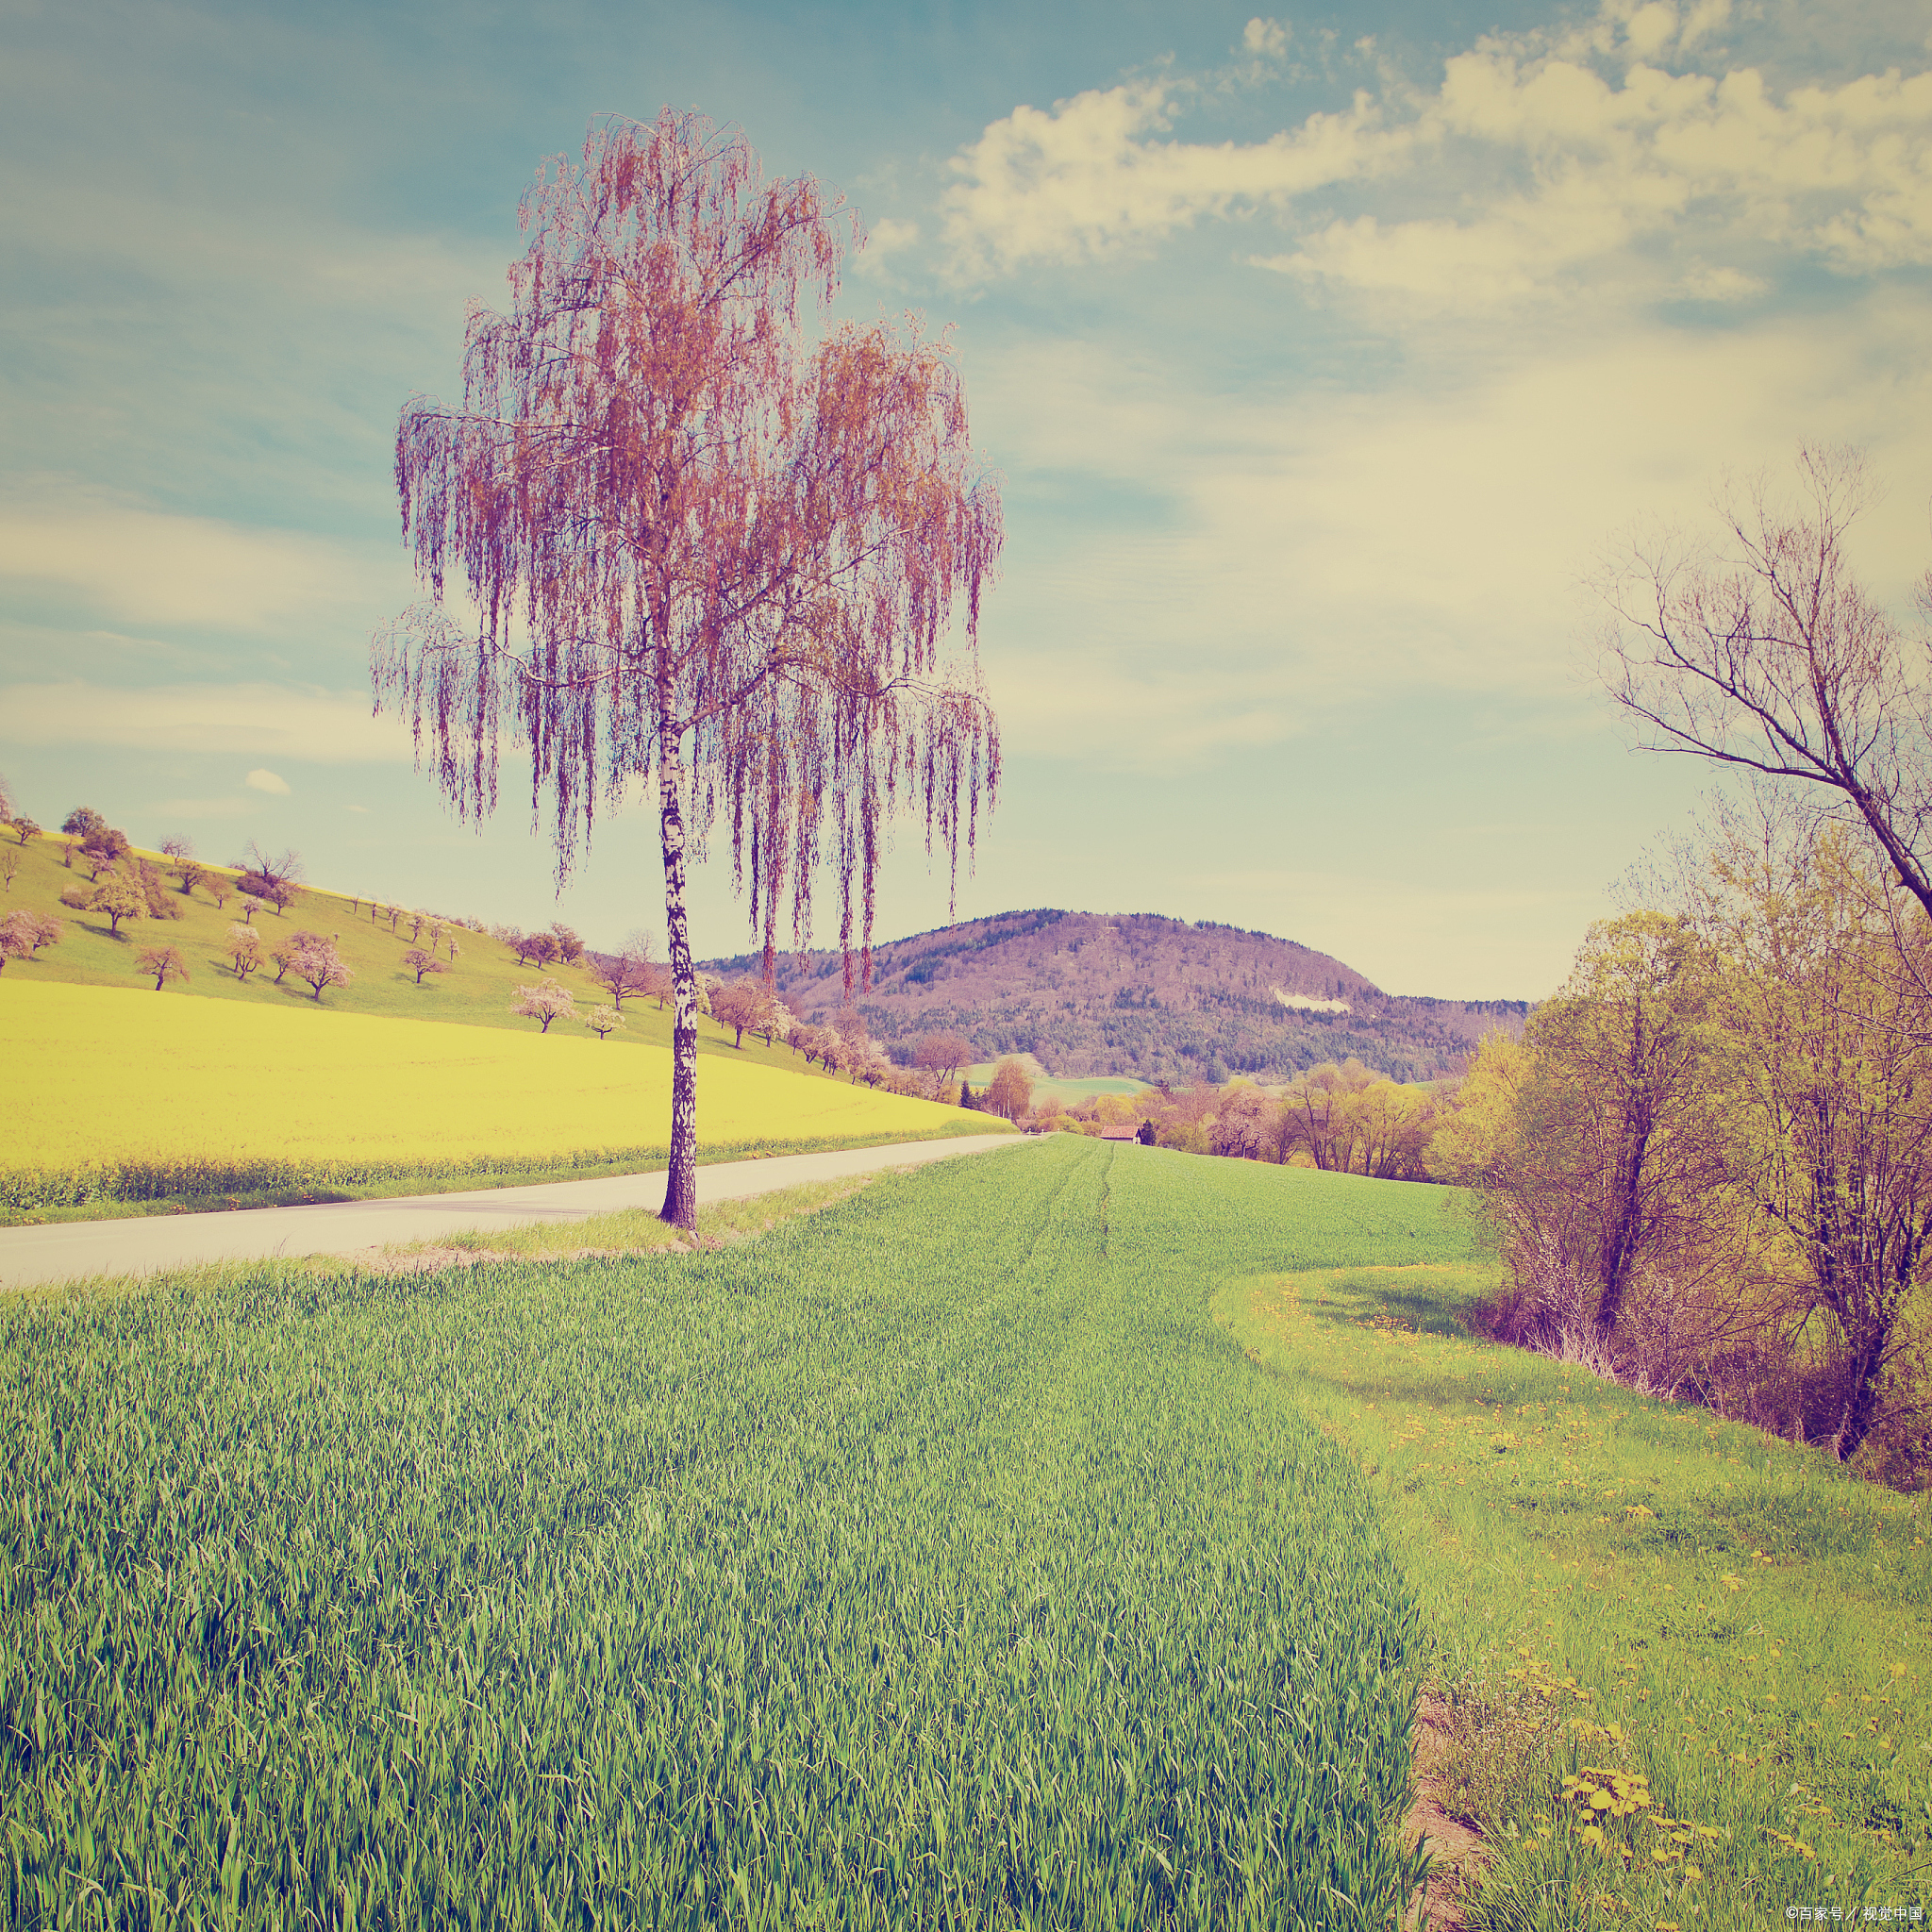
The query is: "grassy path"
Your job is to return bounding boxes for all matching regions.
[1223,1261,1932,1924]
[0,1141,1434,1929]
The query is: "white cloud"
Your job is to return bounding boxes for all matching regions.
[943,3,1932,310]
[1676,260,1768,298]
[858,216,922,267]
[1244,17,1291,59]
[0,682,416,761]
[1675,0,1732,53]
[246,767,291,794]
[942,79,1407,275]
[0,497,401,630]
[976,288,1932,762]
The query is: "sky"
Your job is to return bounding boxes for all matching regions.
[3,0,1929,1000]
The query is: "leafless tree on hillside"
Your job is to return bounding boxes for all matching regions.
[1599,444,1932,923]
[135,945,190,991]
[916,1031,974,1082]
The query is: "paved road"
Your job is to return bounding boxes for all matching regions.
[0,1135,1025,1292]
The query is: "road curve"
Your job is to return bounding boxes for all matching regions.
[0,1135,1026,1292]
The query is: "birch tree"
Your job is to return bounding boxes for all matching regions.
[375,110,1001,1224]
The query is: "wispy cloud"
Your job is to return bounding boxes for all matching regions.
[977,287,1932,764]
[0,496,403,630]
[0,681,414,761]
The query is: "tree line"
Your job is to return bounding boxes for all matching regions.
[1427,447,1932,1483]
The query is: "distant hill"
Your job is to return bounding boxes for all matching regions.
[703,909,1527,1085]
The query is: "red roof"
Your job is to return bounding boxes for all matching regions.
[1099,1124,1143,1141]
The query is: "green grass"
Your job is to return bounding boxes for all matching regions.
[0,1141,1434,1929]
[0,1129,994,1226]
[372,1173,915,1264]
[0,831,860,1084]
[8,1140,1922,1925]
[1219,1253,1932,1925]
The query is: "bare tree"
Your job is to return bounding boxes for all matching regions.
[915,1032,974,1082]
[511,977,576,1033]
[374,110,1000,1226]
[591,948,650,1012]
[402,947,448,984]
[1276,1060,1379,1172]
[711,977,776,1048]
[1600,445,1932,923]
[134,945,190,991]
[233,841,304,914]
[0,850,15,893]
[158,836,193,860]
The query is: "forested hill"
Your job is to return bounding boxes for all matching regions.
[702,909,1527,1084]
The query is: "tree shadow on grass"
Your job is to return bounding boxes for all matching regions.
[1289,1265,1494,1340]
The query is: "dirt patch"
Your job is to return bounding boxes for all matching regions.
[1404,1696,1487,1931]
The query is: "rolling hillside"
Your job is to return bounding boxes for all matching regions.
[704,908,1527,1084]
[0,831,850,1088]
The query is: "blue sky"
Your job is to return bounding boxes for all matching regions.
[3,0,1929,999]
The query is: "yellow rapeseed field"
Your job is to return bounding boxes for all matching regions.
[3,981,967,1172]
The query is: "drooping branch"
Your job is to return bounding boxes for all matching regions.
[1598,445,1932,925]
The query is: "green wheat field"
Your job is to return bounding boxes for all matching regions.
[2,1139,1925,1927]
